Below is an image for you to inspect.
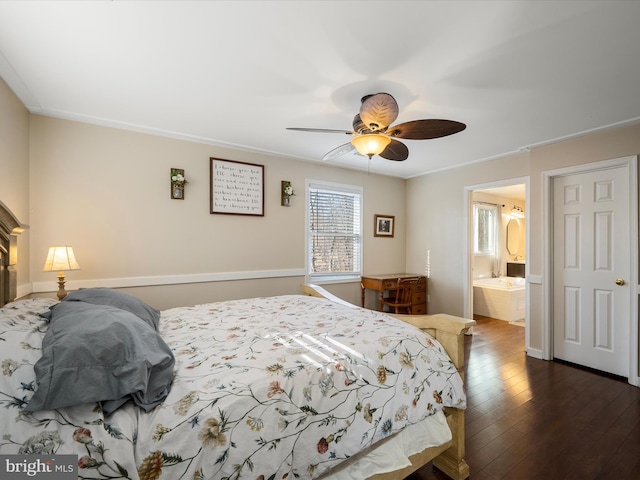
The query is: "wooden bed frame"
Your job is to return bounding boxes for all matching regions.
[301,284,474,480]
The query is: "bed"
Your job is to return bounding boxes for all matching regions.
[0,202,473,480]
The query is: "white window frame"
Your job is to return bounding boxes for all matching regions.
[305,180,363,284]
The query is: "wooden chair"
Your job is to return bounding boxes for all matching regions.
[382,277,418,314]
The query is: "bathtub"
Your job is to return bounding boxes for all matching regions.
[473,277,526,322]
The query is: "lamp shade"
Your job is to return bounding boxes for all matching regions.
[351,134,391,158]
[43,246,80,272]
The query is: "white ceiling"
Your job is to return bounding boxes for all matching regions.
[1,1,640,179]
[477,183,526,202]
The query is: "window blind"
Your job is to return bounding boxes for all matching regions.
[308,183,362,276]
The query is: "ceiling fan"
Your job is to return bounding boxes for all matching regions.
[287,92,466,161]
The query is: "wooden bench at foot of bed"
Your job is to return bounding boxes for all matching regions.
[300,284,474,480]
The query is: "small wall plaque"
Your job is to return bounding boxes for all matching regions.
[374,214,395,237]
[171,168,186,200]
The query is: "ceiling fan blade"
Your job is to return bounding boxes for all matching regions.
[352,114,367,133]
[359,93,399,132]
[379,139,409,161]
[286,127,354,135]
[322,142,358,161]
[387,119,466,140]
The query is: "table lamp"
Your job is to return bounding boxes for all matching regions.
[43,245,80,300]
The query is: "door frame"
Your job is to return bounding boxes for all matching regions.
[463,176,531,353]
[542,155,639,386]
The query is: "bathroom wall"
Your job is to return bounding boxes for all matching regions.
[472,191,526,279]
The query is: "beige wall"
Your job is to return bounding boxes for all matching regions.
[527,124,640,360]
[27,116,406,309]
[407,123,640,358]
[406,153,530,317]
[0,76,31,292]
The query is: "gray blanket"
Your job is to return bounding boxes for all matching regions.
[25,301,174,416]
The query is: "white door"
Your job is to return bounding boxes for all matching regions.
[553,165,630,377]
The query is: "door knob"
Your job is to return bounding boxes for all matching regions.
[615,278,626,286]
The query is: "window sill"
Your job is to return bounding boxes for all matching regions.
[308,275,361,285]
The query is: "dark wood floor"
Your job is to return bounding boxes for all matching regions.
[407,315,640,480]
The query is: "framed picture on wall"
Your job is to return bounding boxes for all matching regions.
[374,214,395,237]
[210,157,264,216]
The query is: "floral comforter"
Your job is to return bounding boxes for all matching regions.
[1,295,465,479]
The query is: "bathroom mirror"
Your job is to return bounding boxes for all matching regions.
[506,218,520,256]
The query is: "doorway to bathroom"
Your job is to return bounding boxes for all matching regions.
[464,178,530,350]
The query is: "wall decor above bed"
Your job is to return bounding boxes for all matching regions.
[170,168,188,199]
[210,157,264,216]
[281,180,294,206]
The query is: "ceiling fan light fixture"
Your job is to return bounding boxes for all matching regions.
[288,92,465,163]
[351,134,391,159]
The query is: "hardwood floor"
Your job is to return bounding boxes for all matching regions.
[407,315,640,480]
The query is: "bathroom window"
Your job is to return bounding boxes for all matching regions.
[306,180,362,282]
[474,203,497,255]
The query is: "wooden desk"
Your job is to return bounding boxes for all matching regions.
[361,274,427,314]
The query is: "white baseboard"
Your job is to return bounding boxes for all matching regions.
[526,348,544,360]
[16,283,33,299]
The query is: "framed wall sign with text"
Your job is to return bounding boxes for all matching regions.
[210,158,264,216]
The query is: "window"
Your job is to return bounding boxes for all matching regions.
[307,181,362,281]
[474,203,497,255]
